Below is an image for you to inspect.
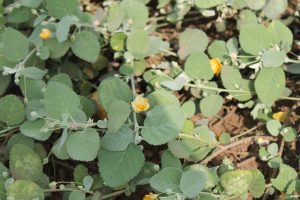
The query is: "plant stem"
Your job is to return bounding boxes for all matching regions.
[178,133,219,147]
[130,75,139,132]
[231,126,258,140]
[186,83,252,94]
[101,189,126,199]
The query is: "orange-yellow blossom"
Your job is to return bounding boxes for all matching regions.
[39,28,52,40]
[210,58,222,75]
[131,95,150,113]
[272,111,288,122]
[143,192,159,200]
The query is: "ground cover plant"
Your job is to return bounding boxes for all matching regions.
[0,0,300,199]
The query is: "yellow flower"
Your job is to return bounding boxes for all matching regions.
[272,111,288,122]
[143,192,159,200]
[131,95,150,113]
[210,58,222,75]
[39,29,52,40]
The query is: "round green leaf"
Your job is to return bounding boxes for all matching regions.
[249,169,265,198]
[0,95,25,126]
[254,67,286,106]
[110,32,127,51]
[9,144,43,182]
[98,144,145,187]
[106,4,125,32]
[20,119,52,141]
[98,77,132,111]
[7,180,44,200]
[3,28,29,62]
[44,82,80,120]
[150,167,182,193]
[207,40,228,61]
[263,0,287,19]
[185,52,214,80]
[126,30,150,59]
[71,31,101,63]
[161,150,182,169]
[239,24,272,55]
[194,0,226,9]
[266,119,282,136]
[261,49,286,68]
[281,127,297,142]
[69,191,85,200]
[45,0,79,19]
[267,143,278,156]
[101,126,134,151]
[180,170,208,198]
[220,170,253,196]
[141,105,185,145]
[66,128,100,162]
[178,28,209,59]
[107,100,131,133]
[181,101,195,118]
[246,0,266,10]
[200,94,223,117]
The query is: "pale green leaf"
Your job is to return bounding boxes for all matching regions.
[98,144,145,187]
[181,101,195,118]
[45,0,79,19]
[56,15,79,43]
[20,119,52,141]
[161,150,182,169]
[9,144,43,182]
[101,126,134,151]
[150,167,182,193]
[66,128,100,161]
[195,0,226,8]
[184,52,214,80]
[141,105,185,145]
[271,164,297,192]
[98,77,132,111]
[263,0,288,19]
[3,28,29,62]
[254,67,286,106]
[266,119,282,136]
[207,40,228,61]
[7,180,44,200]
[178,28,209,59]
[126,30,150,59]
[200,94,223,117]
[71,31,101,63]
[249,169,265,198]
[246,0,266,10]
[261,49,286,67]
[180,170,208,198]
[22,66,47,80]
[0,95,25,126]
[147,90,180,108]
[48,73,73,88]
[44,38,71,59]
[69,191,85,200]
[106,4,125,32]
[239,24,272,55]
[107,100,131,133]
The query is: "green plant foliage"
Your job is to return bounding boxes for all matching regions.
[195,0,226,9]
[6,180,45,200]
[271,164,297,193]
[266,119,282,136]
[71,31,101,63]
[200,94,223,117]
[73,164,88,183]
[254,67,286,106]
[178,28,209,59]
[185,52,214,80]
[180,170,208,198]
[101,126,134,151]
[3,28,29,62]
[150,167,183,193]
[181,101,196,118]
[98,77,132,111]
[69,191,86,200]
[110,32,127,51]
[9,144,43,182]
[106,4,125,32]
[161,150,182,169]
[239,24,271,55]
[98,144,145,187]
[56,15,79,43]
[141,105,185,145]
[20,119,52,141]
[66,128,100,161]
[263,0,288,19]
[45,0,79,19]
[126,30,150,59]
[261,49,286,67]
[107,100,131,133]
[0,95,25,126]
[44,82,81,120]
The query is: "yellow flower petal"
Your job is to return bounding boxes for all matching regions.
[143,192,159,200]
[272,111,288,122]
[210,58,222,75]
[132,95,150,113]
[39,29,52,40]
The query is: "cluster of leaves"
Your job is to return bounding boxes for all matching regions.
[0,0,299,200]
